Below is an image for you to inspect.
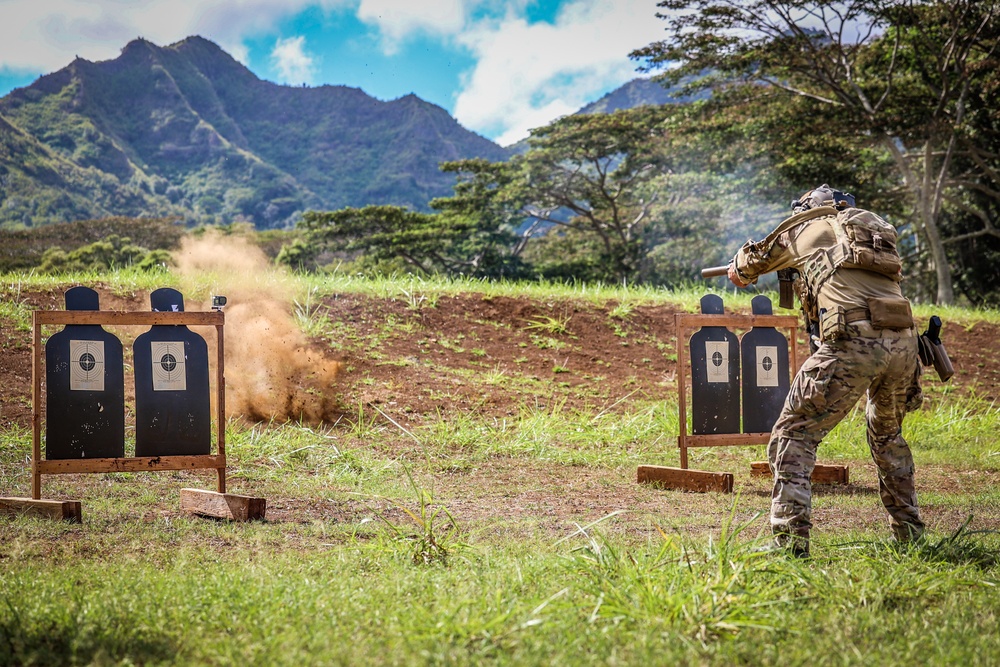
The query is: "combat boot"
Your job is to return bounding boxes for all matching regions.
[892,521,925,544]
[755,532,810,558]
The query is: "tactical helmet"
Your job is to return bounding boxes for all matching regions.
[791,184,856,211]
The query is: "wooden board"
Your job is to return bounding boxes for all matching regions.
[0,497,82,522]
[35,311,224,326]
[180,488,266,521]
[681,432,771,448]
[637,465,734,493]
[37,454,225,475]
[750,461,850,485]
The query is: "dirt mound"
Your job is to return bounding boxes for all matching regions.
[1,287,997,429]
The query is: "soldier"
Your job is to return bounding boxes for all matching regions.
[727,185,924,556]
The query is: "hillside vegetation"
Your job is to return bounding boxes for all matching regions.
[0,36,509,229]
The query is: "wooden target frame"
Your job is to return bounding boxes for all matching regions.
[674,311,801,469]
[637,310,803,493]
[29,309,227,500]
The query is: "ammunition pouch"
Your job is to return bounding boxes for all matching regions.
[777,268,798,309]
[819,306,848,342]
[866,297,914,330]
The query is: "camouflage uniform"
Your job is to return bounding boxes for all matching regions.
[733,205,925,549]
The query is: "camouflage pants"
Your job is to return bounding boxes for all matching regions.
[768,323,924,543]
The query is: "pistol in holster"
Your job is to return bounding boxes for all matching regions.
[917,315,955,382]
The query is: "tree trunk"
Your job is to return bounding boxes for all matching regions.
[920,202,956,305]
[883,136,956,304]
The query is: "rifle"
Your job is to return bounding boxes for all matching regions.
[918,316,955,381]
[701,263,820,352]
[701,265,798,308]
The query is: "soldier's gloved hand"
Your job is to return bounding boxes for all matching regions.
[727,263,749,288]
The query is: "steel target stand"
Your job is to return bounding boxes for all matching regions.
[1,307,265,522]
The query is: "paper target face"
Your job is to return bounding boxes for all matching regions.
[705,341,730,383]
[150,341,187,391]
[70,340,105,391]
[756,345,779,387]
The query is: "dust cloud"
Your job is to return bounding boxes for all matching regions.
[174,231,342,423]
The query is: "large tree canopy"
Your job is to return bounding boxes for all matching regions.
[632,0,1000,304]
[438,107,688,284]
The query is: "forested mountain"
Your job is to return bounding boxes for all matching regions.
[575,77,707,114]
[0,36,510,228]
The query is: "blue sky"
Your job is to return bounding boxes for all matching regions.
[0,0,669,145]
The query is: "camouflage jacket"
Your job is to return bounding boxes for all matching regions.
[732,207,906,321]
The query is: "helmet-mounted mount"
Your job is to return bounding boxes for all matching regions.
[790,184,856,211]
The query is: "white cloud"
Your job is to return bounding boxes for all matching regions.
[453,0,668,145]
[270,36,317,84]
[357,0,468,53]
[0,0,348,74]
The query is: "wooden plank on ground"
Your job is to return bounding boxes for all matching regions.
[750,461,849,485]
[180,488,266,521]
[637,466,734,493]
[0,497,82,522]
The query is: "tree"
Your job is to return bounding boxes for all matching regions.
[296,203,526,279]
[632,0,1000,304]
[519,108,674,283]
[36,234,169,273]
[439,107,676,284]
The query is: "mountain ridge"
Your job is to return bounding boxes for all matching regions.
[0,36,510,228]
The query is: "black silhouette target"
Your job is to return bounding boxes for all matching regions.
[133,288,210,456]
[45,286,125,459]
[741,295,791,433]
[690,294,740,434]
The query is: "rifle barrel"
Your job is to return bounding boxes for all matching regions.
[701,265,730,279]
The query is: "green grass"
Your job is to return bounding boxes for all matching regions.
[1,512,998,666]
[2,269,1000,665]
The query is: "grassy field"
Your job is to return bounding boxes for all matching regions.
[1,268,999,666]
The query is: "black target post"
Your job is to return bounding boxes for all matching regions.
[133,288,212,457]
[740,296,790,434]
[689,294,740,436]
[44,286,125,459]
[670,297,800,473]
